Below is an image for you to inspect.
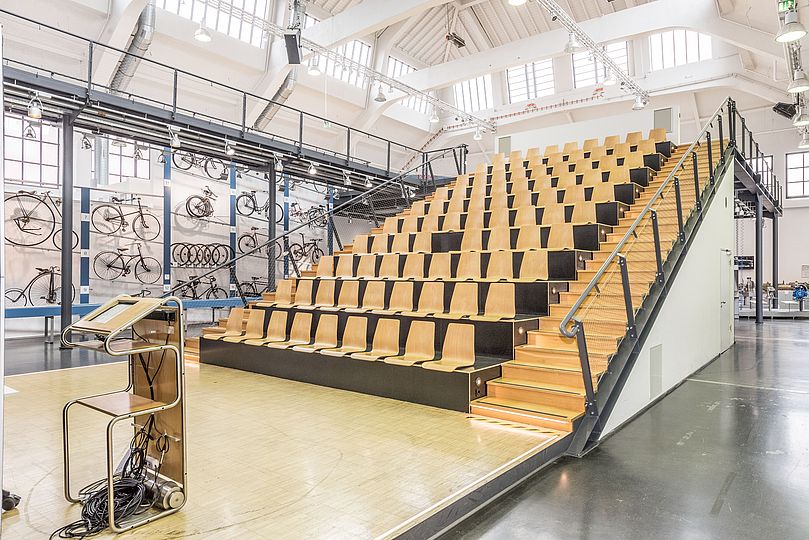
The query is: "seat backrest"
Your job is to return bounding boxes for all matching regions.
[648,127,667,143]
[357,254,377,278]
[224,307,245,332]
[335,254,354,278]
[314,314,338,346]
[266,310,288,341]
[342,316,368,349]
[598,155,619,171]
[351,234,369,254]
[391,233,410,253]
[509,150,523,164]
[548,224,575,249]
[417,282,445,313]
[562,141,578,154]
[378,254,399,278]
[484,283,516,318]
[402,253,425,279]
[567,150,585,163]
[581,169,603,186]
[587,146,607,160]
[337,280,359,308]
[513,207,537,227]
[623,153,645,169]
[538,187,560,205]
[489,209,511,228]
[526,147,541,159]
[362,280,386,310]
[516,225,542,250]
[294,279,314,305]
[464,210,485,230]
[546,152,565,165]
[403,320,435,358]
[371,318,400,354]
[449,283,479,315]
[590,183,615,202]
[561,185,587,203]
[612,142,632,157]
[370,234,389,254]
[541,204,566,225]
[556,172,578,189]
[456,251,481,280]
[603,135,621,148]
[427,200,444,216]
[382,216,399,234]
[571,201,597,223]
[625,131,643,144]
[389,281,414,312]
[583,138,599,151]
[409,200,427,217]
[441,323,475,365]
[511,190,532,208]
[290,312,313,341]
[442,211,462,231]
[401,216,420,233]
[636,140,656,155]
[314,280,335,306]
[413,231,433,253]
[544,144,559,155]
[275,280,295,303]
[428,253,451,279]
[316,256,335,277]
[519,250,549,280]
[420,215,439,233]
[486,250,513,280]
[461,228,483,251]
[487,227,512,250]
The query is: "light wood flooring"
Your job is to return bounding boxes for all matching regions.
[2,362,564,539]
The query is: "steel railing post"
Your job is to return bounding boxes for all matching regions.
[618,255,637,340]
[172,70,178,119]
[298,111,304,154]
[346,128,351,163]
[574,321,598,417]
[367,196,380,228]
[87,43,93,93]
[706,132,714,183]
[718,115,724,158]
[386,141,391,175]
[651,210,664,284]
[241,93,247,136]
[692,152,702,212]
[674,177,685,243]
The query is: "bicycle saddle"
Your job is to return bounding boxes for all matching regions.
[35,267,49,273]
[111,196,123,203]
[18,190,36,195]
[250,226,259,231]
[189,275,198,279]
[117,247,128,252]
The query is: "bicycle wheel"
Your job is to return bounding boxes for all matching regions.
[4,194,56,247]
[172,150,195,170]
[235,194,257,216]
[199,244,213,266]
[134,256,162,284]
[93,251,126,280]
[29,271,73,306]
[203,158,226,179]
[177,243,192,266]
[288,242,304,262]
[132,212,161,242]
[4,288,28,307]
[52,229,80,250]
[206,287,228,300]
[171,243,186,265]
[214,244,232,265]
[238,234,257,254]
[308,208,329,229]
[311,246,324,265]
[275,203,284,224]
[186,195,210,218]
[242,282,258,297]
[91,204,124,234]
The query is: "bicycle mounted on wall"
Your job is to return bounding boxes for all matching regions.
[91,196,161,241]
[5,190,79,249]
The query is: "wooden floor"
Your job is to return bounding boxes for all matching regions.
[2,362,564,539]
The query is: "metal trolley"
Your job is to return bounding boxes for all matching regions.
[61,295,187,533]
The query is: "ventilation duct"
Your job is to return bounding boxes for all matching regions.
[109,0,157,93]
[253,0,306,131]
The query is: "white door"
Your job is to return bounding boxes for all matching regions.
[719,248,734,351]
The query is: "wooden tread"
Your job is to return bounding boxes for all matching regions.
[471,396,582,431]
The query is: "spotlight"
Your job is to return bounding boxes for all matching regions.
[134,146,145,160]
[799,130,809,149]
[308,59,322,76]
[111,138,126,148]
[343,171,352,186]
[27,92,43,120]
[473,127,483,141]
[776,10,807,44]
[225,140,236,157]
[603,68,617,86]
[168,126,181,148]
[194,19,212,42]
[365,176,372,188]
[788,70,809,94]
[794,107,809,127]
[374,85,387,103]
[387,84,394,94]
[23,123,37,139]
[158,152,166,164]
[430,110,440,123]
[308,162,317,175]
[274,155,284,173]
[564,33,584,54]
[632,95,647,111]
[81,134,92,150]
[508,0,526,5]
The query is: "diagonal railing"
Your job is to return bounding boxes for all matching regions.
[558,97,781,427]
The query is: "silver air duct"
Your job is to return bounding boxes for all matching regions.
[109,0,156,92]
[253,0,306,130]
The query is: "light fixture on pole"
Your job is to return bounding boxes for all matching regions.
[365,176,372,188]
[776,10,807,44]
[308,58,322,76]
[274,154,284,173]
[81,134,92,150]
[429,109,440,123]
[564,32,583,54]
[27,92,43,120]
[134,146,145,160]
[308,162,317,175]
[374,85,387,103]
[473,127,483,141]
[194,18,212,42]
[23,123,37,139]
[168,126,181,148]
[224,140,236,157]
[788,70,809,94]
[799,129,809,149]
[343,171,352,186]
[632,95,647,111]
[794,106,809,127]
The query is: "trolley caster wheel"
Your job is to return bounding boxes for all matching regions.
[2,491,20,511]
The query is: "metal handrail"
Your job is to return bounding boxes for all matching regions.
[163,145,466,297]
[558,97,732,338]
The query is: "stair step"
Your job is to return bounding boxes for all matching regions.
[541,315,630,336]
[471,397,582,431]
[487,378,585,411]
[501,362,598,391]
[527,329,620,352]
[514,344,612,369]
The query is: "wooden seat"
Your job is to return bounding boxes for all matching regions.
[266,312,312,349]
[461,228,483,251]
[428,253,451,280]
[544,144,559,155]
[548,224,575,249]
[401,216,419,233]
[514,207,537,226]
[370,234,389,254]
[422,323,476,372]
[413,231,432,252]
[487,227,512,250]
[561,185,586,203]
[378,254,399,278]
[321,316,369,357]
[356,255,377,278]
[404,282,445,317]
[402,254,425,279]
[256,280,294,308]
[511,190,533,208]
[516,225,542,250]
[300,279,334,309]
[335,254,354,278]
[442,211,462,231]
[612,142,632,157]
[292,314,339,352]
[649,127,667,143]
[622,153,645,169]
[382,216,398,234]
[604,135,621,148]
[351,234,369,254]
[322,280,359,311]
[591,183,616,202]
[207,307,245,340]
[485,250,513,280]
[347,280,385,312]
[464,211,485,230]
[244,310,288,346]
[489,209,511,228]
[384,321,436,366]
[571,201,598,223]
[562,141,578,154]
[581,169,603,186]
[625,131,643,144]
[420,215,439,233]
[456,251,481,280]
[541,205,565,225]
[372,280,413,314]
[316,256,335,278]
[471,283,516,321]
[518,250,549,280]
[350,318,400,361]
[390,232,410,253]
[223,309,266,343]
[583,138,599,151]
[434,283,478,319]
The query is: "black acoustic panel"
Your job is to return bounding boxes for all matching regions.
[655,141,673,158]
[643,153,663,172]
[630,167,651,187]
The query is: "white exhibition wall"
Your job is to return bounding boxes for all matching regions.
[601,160,736,436]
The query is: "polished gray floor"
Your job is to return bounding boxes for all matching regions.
[443,320,809,540]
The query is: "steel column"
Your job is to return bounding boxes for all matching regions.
[327,186,334,256]
[618,256,636,339]
[283,174,290,278]
[60,115,75,344]
[574,321,598,417]
[674,178,685,243]
[772,212,779,310]
[162,148,172,294]
[267,168,277,291]
[229,164,237,296]
[651,210,664,284]
[755,194,764,324]
[79,187,90,303]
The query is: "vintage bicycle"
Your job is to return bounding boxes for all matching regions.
[4,266,75,306]
[235,190,284,224]
[287,233,324,264]
[176,275,228,300]
[185,185,218,219]
[92,244,163,284]
[171,150,227,179]
[4,190,79,249]
[288,202,328,229]
[91,196,161,241]
[237,227,285,260]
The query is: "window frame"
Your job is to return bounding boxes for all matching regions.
[386,57,431,114]
[4,113,60,187]
[572,41,629,89]
[786,151,809,199]
[649,29,712,71]
[506,59,555,104]
[453,74,493,114]
[157,0,269,48]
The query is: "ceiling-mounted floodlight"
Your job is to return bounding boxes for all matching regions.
[343,171,352,186]
[799,129,809,149]
[308,58,322,76]
[194,19,212,42]
[23,123,36,139]
[564,32,584,54]
[794,107,809,127]
[308,162,317,175]
[788,70,809,94]
[632,95,647,111]
[111,138,126,148]
[430,109,440,123]
[777,10,807,44]
[81,134,92,150]
[274,154,284,173]
[374,85,387,103]
[224,140,236,157]
[158,152,166,164]
[473,127,483,141]
[27,92,43,120]
[134,146,145,160]
[168,126,181,148]
[365,176,372,188]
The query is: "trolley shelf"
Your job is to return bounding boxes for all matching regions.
[76,392,166,416]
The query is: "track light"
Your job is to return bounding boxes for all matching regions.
[508,0,526,5]
[134,146,145,160]
[799,130,809,149]
[603,68,617,87]
[111,137,126,148]
[343,171,352,186]
[632,95,647,111]
[430,110,440,123]
[81,134,92,150]
[27,92,43,120]
[776,10,807,44]
[794,107,809,127]
[168,126,181,148]
[274,155,283,173]
[365,176,372,188]
[788,70,809,94]
[564,33,584,54]
[374,85,387,103]
[23,123,36,139]
[473,127,483,141]
[224,140,236,157]
[308,162,317,175]
[194,19,212,42]
[308,59,322,76]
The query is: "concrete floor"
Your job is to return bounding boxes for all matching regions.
[441,319,809,540]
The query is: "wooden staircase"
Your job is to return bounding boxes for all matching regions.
[471,142,716,431]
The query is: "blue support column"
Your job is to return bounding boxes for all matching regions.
[229,163,237,296]
[162,149,172,294]
[283,174,290,278]
[327,187,334,256]
[79,187,90,303]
